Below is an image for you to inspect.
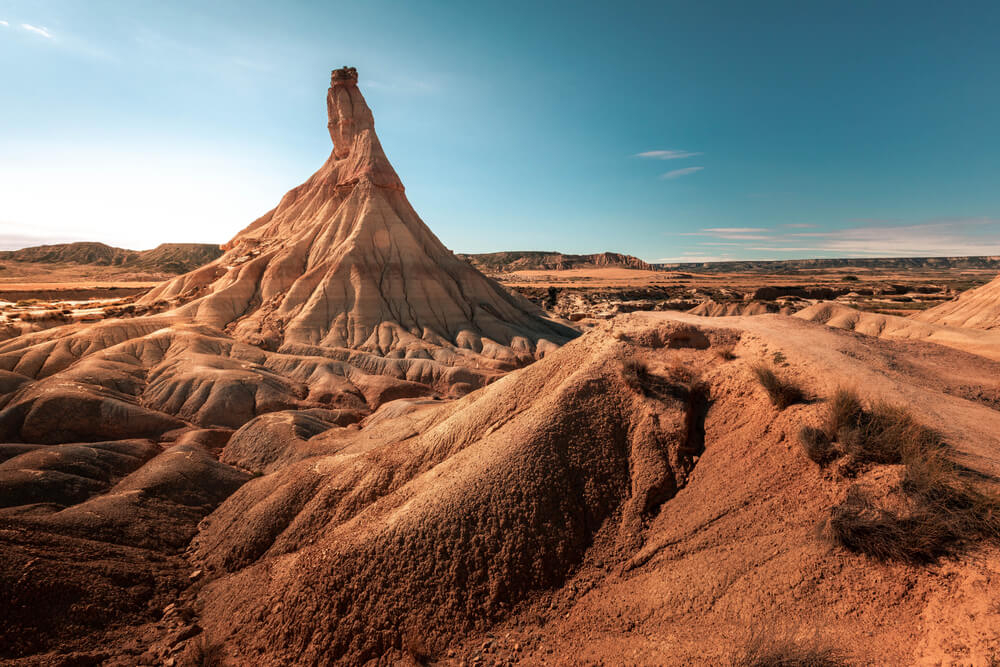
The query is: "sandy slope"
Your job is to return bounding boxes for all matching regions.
[134,312,998,665]
[914,273,1000,330]
[795,301,1000,362]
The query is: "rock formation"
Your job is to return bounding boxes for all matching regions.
[0,67,577,446]
[142,67,574,358]
[0,69,579,661]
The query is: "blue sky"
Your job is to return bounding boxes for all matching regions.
[2,0,1000,261]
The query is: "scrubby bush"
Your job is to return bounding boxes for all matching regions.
[798,426,837,465]
[753,363,805,409]
[733,634,845,667]
[622,359,650,392]
[716,345,737,361]
[623,358,709,404]
[813,388,1000,562]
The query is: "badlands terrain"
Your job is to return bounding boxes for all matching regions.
[2,68,1000,666]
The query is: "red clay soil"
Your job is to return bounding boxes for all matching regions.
[1,312,999,664]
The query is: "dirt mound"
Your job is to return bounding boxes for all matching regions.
[460,250,657,273]
[795,301,1000,361]
[913,272,1000,330]
[182,318,713,663]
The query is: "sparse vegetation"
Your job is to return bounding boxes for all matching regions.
[189,635,226,666]
[622,359,650,392]
[842,275,859,282]
[733,634,845,667]
[717,345,737,361]
[753,363,805,409]
[623,358,709,404]
[802,387,1000,562]
[772,351,787,364]
[798,426,837,465]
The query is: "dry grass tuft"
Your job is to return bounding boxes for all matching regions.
[733,635,845,667]
[623,359,709,404]
[622,359,650,392]
[812,387,1000,562]
[798,426,837,465]
[717,345,737,361]
[753,363,806,409]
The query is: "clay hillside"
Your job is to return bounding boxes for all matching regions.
[913,272,1000,330]
[0,242,223,274]
[2,68,1000,666]
[460,250,656,273]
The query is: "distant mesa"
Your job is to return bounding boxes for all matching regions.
[461,251,657,273]
[0,242,223,274]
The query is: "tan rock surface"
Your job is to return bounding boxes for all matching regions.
[795,300,1000,361]
[913,272,1000,330]
[142,67,573,358]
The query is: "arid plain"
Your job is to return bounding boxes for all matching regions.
[2,68,1000,667]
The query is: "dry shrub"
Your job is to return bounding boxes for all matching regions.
[798,426,837,465]
[752,363,805,409]
[717,345,737,361]
[824,388,863,437]
[189,635,226,666]
[622,359,650,392]
[623,359,709,404]
[733,635,845,667]
[815,388,1000,562]
[828,489,959,563]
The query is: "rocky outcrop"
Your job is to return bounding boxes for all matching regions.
[142,68,575,358]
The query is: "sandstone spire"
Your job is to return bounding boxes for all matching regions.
[143,67,576,358]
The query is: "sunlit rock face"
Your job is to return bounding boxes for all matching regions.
[142,66,576,362]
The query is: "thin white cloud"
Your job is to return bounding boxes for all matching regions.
[0,20,9,27]
[21,23,53,38]
[661,166,704,180]
[703,227,769,233]
[670,218,1000,259]
[637,150,702,160]
[703,219,1000,257]
[657,254,733,263]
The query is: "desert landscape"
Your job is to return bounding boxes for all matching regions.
[1,65,999,667]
